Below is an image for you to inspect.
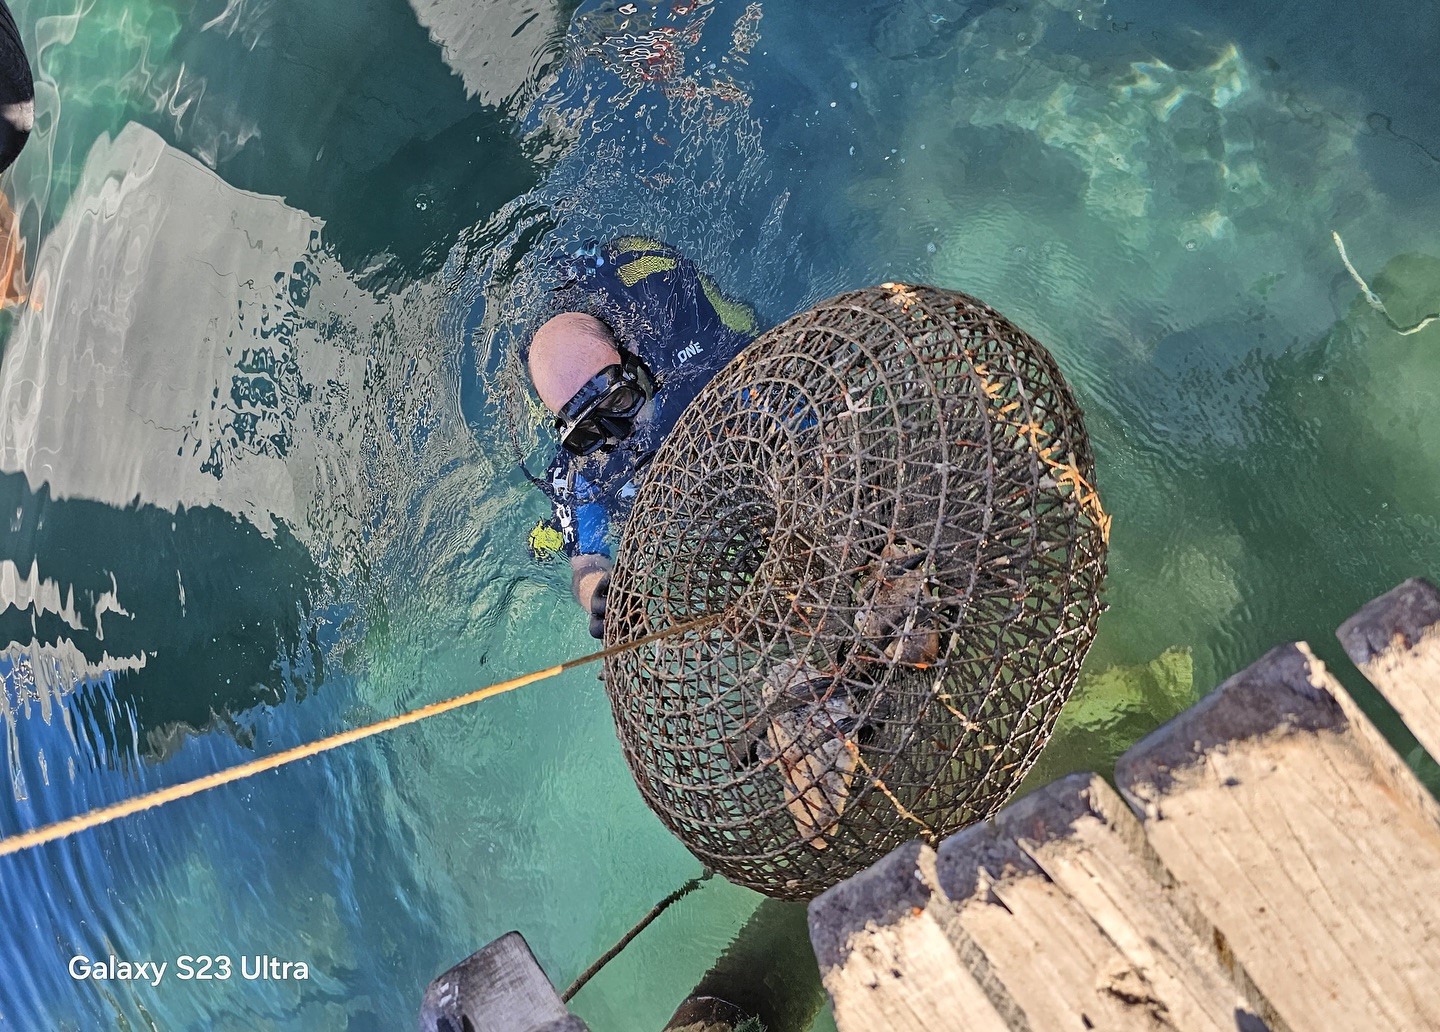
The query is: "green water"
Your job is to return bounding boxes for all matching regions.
[1,0,1438,1029]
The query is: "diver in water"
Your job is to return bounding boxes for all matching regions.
[525,238,758,638]
[0,0,32,306]
[524,240,936,849]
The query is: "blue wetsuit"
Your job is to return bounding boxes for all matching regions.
[539,239,758,561]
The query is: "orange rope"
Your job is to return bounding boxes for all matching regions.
[0,612,723,859]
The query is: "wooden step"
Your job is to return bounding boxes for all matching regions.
[811,578,1440,1032]
[1338,577,1440,762]
[1116,642,1440,1031]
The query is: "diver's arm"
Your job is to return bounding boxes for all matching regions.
[553,465,614,637]
[570,492,613,635]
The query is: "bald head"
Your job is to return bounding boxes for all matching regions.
[528,312,622,413]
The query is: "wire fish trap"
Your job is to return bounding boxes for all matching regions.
[603,284,1109,900]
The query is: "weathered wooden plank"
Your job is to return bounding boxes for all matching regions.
[416,931,586,1032]
[931,772,1276,1032]
[1008,772,1279,1029]
[807,840,1017,1032]
[1116,642,1440,1032]
[1338,577,1440,765]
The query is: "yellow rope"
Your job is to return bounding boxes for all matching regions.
[882,282,1112,543]
[843,740,937,845]
[0,612,723,859]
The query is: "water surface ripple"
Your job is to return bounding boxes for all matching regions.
[1,0,1438,1029]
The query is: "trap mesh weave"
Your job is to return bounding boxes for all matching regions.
[603,285,1108,900]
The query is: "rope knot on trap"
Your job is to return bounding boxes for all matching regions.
[603,285,1108,900]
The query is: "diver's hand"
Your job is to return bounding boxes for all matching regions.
[587,573,609,639]
[571,554,614,639]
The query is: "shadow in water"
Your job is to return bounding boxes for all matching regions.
[0,470,336,761]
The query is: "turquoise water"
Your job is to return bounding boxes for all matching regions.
[1,0,1438,1028]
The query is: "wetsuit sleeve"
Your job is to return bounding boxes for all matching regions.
[571,471,613,559]
[551,460,613,560]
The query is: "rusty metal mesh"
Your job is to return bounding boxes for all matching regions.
[603,285,1108,900]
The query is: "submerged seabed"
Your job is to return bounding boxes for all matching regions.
[0,0,1437,1028]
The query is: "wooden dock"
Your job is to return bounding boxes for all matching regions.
[808,578,1440,1032]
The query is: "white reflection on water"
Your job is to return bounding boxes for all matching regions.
[0,114,516,808]
[408,0,565,108]
[0,122,380,545]
[1,638,147,800]
[0,560,146,796]
[0,558,85,630]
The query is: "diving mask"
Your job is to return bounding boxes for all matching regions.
[556,353,656,456]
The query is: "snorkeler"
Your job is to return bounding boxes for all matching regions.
[525,238,757,638]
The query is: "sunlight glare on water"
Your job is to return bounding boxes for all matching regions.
[1,0,1438,1028]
